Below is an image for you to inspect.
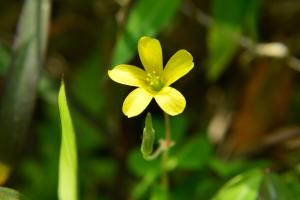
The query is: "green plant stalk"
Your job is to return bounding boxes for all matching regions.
[161,112,171,198]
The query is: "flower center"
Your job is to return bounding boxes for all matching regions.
[146,71,164,92]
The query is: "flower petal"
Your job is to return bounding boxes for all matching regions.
[154,87,186,116]
[123,88,153,118]
[163,49,194,86]
[108,64,147,87]
[138,36,163,74]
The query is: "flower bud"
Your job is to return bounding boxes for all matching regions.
[141,113,155,158]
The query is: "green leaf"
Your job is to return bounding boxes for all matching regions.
[129,149,160,199]
[258,172,296,200]
[207,0,259,80]
[111,0,181,65]
[0,0,51,165]
[131,171,159,199]
[58,81,78,200]
[212,169,263,200]
[0,187,27,200]
[128,149,160,177]
[283,169,300,199]
[207,25,240,80]
[209,158,269,178]
[175,135,212,170]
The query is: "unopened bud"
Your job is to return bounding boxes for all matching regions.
[141,113,155,158]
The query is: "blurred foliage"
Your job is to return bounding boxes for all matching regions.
[0,0,300,200]
[112,0,181,65]
[0,0,51,168]
[0,44,10,74]
[258,171,296,199]
[0,187,27,200]
[212,169,263,200]
[207,0,260,80]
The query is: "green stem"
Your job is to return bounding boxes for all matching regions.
[164,112,171,145]
[161,150,169,195]
[143,145,163,161]
[161,112,171,199]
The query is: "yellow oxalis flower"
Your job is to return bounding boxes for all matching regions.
[108,36,194,118]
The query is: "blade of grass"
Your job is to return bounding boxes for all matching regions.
[0,0,51,175]
[58,81,78,200]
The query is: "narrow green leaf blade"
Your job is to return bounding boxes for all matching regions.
[0,0,51,166]
[112,0,181,65]
[58,81,78,200]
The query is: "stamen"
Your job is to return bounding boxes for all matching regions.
[145,70,163,91]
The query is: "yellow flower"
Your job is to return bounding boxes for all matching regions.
[108,36,194,118]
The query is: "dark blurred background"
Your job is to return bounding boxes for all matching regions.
[1,0,300,199]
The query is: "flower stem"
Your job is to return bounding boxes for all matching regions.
[143,145,163,161]
[164,112,171,145]
[161,149,169,196]
[161,112,171,198]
